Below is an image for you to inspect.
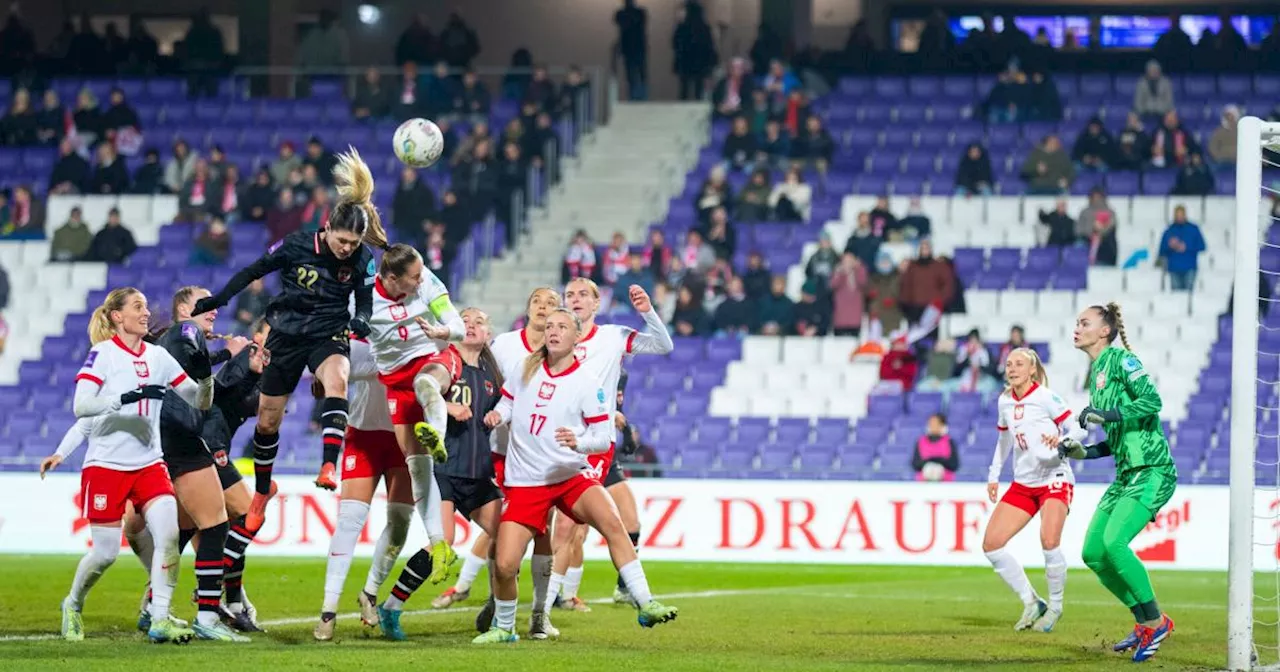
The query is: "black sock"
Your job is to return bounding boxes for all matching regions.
[617,529,642,590]
[196,521,229,615]
[223,515,256,604]
[178,527,198,554]
[318,397,349,467]
[1129,604,1145,622]
[252,429,279,496]
[1138,599,1161,623]
[390,549,434,604]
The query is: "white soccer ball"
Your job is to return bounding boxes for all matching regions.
[393,118,444,168]
[921,462,946,482]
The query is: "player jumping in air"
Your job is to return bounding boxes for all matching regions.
[192,148,386,535]
[984,347,1085,633]
[1058,302,1178,663]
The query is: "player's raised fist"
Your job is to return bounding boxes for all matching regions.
[629,285,652,313]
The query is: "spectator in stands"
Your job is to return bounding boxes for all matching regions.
[680,229,716,275]
[424,229,450,281]
[269,141,300,186]
[392,166,436,244]
[1173,152,1215,196]
[804,233,840,286]
[601,232,631,285]
[453,69,491,121]
[49,138,90,195]
[214,164,242,221]
[164,139,198,193]
[452,137,498,220]
[735,169,771,221]
[703,207,736,261]
[696,165,733,222]
[899,241,955,324]
[615,0,649,100]
[241,168,275,221]
[434,188,471,249]
[614,256,654,310]
[954,143,994,197]
[879,336,919,391]
[297,9,349,75]
[672,285,712,335]
[920,330,999,398]
[829,252,868,337]
[913,413,958,481]
[422,61,456,118]
[651,281,676,322]
[741,251,770,300]
[983,64,1030,124]
[672,1,717,100]
[745,89,773,136]
[1134,60,1175,120]
[393,60,423,120]
[233,279,269,335]
[714,276,757,334]
[300,186,332,234]
[756,275,794,335]
[1152,16,1193,71]
[868,196,898,237]
[1028,71,1063,122]
[770,166,812,222]
[394,14,436,67]
[642,229,672,282]
[845,211,882,268]
[204,144,229,183]
[267,187,301,243]
[712,57,752,119]
[1114,112,1152,171]
[790,116,834,176]
[525,112,560,170]
[1020,134,1074,195]
[722,116,758,173]
[91,142,129,195]
[1072,117,1114,173]
[352,67,391,120]
[86,206,136,264]
[131,149,166,195]
[303,137,338,187]
[523,65,557,114]
[794,278,831,337]
[995,325,1027,378]
[70,89,102,149]
[1151,110,1198,168]
[1038,199,1078,247]
[762,59,800,114]
[101,88,139,136]
[757,120,790,171]
[898,198,932,240]
[182,9,227,98]
[564,230,597,280]
[451,120,491,166]
[122,14,159,74]
[50,206,92,262]
[67,15,106,75]
[1209,105,1240,166]
[496,141,526,236]
[179,159,214,219]
[2,88,36,146]
[555,66,589,124]
[867,253,906,335]
[1077,187,1118,266]
[1159,205,1206,291]
[36,90,65,146]
[438,12,480,68]
[189,215,231,266]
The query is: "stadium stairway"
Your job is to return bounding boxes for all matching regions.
[462,103,707,326]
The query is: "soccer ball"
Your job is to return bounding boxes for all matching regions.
[921,462,946,482]
[393,118,444,168]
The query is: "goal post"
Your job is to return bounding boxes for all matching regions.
[1230,115,1264,671]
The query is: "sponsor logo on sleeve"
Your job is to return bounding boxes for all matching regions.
[83,351,98,368]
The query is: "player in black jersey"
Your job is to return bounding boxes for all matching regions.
[605,370,644,606]
[374,308,510,640]
[192,148,388,532]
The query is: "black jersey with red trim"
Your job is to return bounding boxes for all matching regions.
[437,359,502,481]
[207,231,375,339]
[154,320,216,447]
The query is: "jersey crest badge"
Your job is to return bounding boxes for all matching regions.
[538,382,556,400]
[389,303,408,321]
[213,450,229,468]
[134,361,150,378]
[1013,404,1024,420]
[388,398,398,414]
[1095,371,1107,390]
[484,380,495,396]
[338,266,353,283]
[83,351,98,368]
[574,345,587,361]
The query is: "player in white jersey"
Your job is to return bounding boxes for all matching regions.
[367,243,465,584]
[312,336,414,640]
[40,287,214,644]
[550,278,672,612]
[983,347,1085,633]
[473,308,677,644]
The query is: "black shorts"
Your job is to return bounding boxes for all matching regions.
[435,474,502,520]
[603,459,626,488]
[163,437,215,480]
[260,330,350,397]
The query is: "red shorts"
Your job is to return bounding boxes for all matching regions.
[585,445,616,481]
[492,452,506,489]
[501,474,599,535]
[80,463,175,525]
[341,427,406,480]
[1000,481,1074,516]
[378,347,464,425]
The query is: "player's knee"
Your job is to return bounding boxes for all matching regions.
[257,413,282,433]
[981,537,1004,554]
[494,556,521,581]
[94,541,121,567]
[1040,531,1062,550]
[1081,542,1106,568]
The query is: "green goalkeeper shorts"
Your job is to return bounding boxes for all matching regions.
[1097,465,1178,521]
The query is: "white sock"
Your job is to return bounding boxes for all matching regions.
[125,526,153,574]
[365,502,412,596]
[143,496,181,621]
[1043,546,1067,611]
[562,565,585,600]
[323,499,370,613]
[68,526,121,610]
[545,572,565,615]
[455,551,485,593]
[617,559,652,607]
[530,554,552,614]
[405,455,444,544]
[414,374,449,436]
[985,548,1037,606]
[495,597,518,632]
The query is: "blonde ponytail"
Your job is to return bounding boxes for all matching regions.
[1106,301,1132,352]
[1002,347,1049,395]
[89,287,142,345]
[331,146,388,249]
[522,345,549,385]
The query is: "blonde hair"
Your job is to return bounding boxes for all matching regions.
[1091,301,1133,352]
[565,277,600,299]
[522,308,581,384]
[89,287,142,345]
[1003,347,1048,394]
[330,146,388,249]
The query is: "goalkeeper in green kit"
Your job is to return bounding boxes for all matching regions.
[1057,302,1177,664]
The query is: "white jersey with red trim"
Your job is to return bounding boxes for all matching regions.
[491,328,536,384]
[348,338,393,432]
[501,359,611,486]
[74,335,190,471]
[573,310,673,443]
[992,382,1076,488]
[368,273,450,376]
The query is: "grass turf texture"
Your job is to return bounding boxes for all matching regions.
[0,556,1261,670]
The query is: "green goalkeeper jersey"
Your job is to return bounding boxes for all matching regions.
[1088,346,1175,475]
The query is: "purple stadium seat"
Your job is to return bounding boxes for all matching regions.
[930,106,961,124]
[1107,171,1140,195]
[1079,74,1112,98]
[897,105,927,124]
[736,418,771,444]
[1182,76,1216,98]
[838,79,872,96]
[867,395,903,417]
[1219,75,1251,97]
[1143,171,1177,195]
[940,77,975,99]
[719,443,757,469]
[861,104,891,125]
[680,447,715,470]
[759,450,795,470]
[774,419,810,446]
[874,78,907,98]
[698,418,732,444]
[812,419,849,445]
[847,126,879,149]
[907,76,941,97]
[1012,273,1050,290]
[798,448,837,472]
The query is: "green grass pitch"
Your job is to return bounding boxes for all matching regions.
[0,555,1263,671]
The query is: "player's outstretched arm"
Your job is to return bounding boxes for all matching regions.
[193,246,290,316]
[627,287,674,355]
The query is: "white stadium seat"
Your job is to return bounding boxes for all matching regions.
[951,197,984,227]
[999,291,1038,319]
[1124,270,1165,296]
[741,336,782,364]
[818,336,860,365]
[781,338,822,365]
